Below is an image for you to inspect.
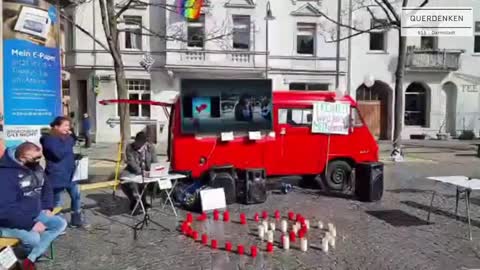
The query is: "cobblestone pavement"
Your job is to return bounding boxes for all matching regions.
[38,159,480,270]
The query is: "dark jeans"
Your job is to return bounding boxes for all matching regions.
[121,182,148,208]
[82,132,91,148]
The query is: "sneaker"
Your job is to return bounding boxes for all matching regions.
[22,258,36,270]
[70,212,91,229]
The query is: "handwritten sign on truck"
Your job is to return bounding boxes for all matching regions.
[312,101,350,135]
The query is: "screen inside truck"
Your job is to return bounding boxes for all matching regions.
[180,79,272,134]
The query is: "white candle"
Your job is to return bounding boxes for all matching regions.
[292,224,299,234]
[328,223,337,237]
[258,225,265,240]
[329,235,336,249]
[267,230,274,243]
[322,237,329,253]
[318,221,324,229]
[281,220,288,233]
[305,220,310,229]
[270,222,276,232]
[282,235,290,250]
[300,238,308,252]
[262,220,269,231]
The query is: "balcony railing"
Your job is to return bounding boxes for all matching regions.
[167,49,263,68]
[405,48,464,71]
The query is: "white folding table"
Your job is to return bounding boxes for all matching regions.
[121,176,160,216]
[156,173,186,217]
[426,176,480,240]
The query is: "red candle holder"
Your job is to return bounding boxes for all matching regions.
[211,239,218,249]
[289,231,296,242]
[274,210,281,220]
[296,214,302,222]
[240,213,247,225]
[262,211,268,220]
[223,211,230,222]
[251,246,258,258]
[288,212,295,221]
[254,213,260,222]
[213,210,220,221]
[225,242,232,252]
[298,229,305,239]
[186,213,193,223]
[192,231,199,241]
[237,245,244,255]
[201,234,208,245]
[266,242,274,253]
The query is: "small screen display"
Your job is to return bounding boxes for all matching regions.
[180,79,272,134]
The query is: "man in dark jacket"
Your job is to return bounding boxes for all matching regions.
[82,113,91,148]
[120,132,158,213]
[0,142,67,270]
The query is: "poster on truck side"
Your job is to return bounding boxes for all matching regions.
[312,101,350,135]
[2,0,62,148]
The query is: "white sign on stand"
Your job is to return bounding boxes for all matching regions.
[0,246,17,269]
[221,132,234,142]
[312,102,350,135]
[200,188,226,212]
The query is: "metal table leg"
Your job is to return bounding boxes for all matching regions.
[455,187,460,219]
[427,190,436,222]
[131,184,148,216]
[161,179,178,217]
[466,189,472,241]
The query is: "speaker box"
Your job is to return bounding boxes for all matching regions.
[236,168,267,205]
[355,162,384,202]
[208,166,237,205]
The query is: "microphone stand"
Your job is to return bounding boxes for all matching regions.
[133,147,170,240]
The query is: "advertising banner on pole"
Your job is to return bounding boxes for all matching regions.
[312,101,350,135]
[2,0,62,147]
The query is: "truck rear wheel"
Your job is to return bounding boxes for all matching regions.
[322,160,353,191]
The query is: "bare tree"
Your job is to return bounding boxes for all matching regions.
[63,0,232,149]
[317,0,429,158]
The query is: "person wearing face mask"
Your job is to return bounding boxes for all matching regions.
[40,116,89,228]
[120,131,158,213]
[0,142,67,270]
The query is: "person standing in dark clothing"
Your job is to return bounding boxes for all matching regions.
[40,116,89,228]
[82,113,91,148]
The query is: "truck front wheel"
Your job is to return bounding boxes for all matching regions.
[322,160,353,191]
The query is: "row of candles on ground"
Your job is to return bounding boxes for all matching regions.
[180,209,337,256]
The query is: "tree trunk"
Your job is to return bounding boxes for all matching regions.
[114,61,131,148]
[393,30,407,149]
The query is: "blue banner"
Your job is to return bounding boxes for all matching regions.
[2,0,62,148]
[3,39,61,125]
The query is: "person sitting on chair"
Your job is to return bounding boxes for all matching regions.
[120,131,158,213]
[0,142,67,270]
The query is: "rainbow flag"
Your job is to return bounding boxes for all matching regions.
[177,0,203,20]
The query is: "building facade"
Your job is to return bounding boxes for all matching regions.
[350,0,480,140]
[64,0,348,148]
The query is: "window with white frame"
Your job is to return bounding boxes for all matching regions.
[232,15,250,49]
[118,79,151,118]
[289,83,329,91]
[124,16,142,50]
[475,21,480,53]
[296,23,315,55]
[187,15,205,48]
[369,19,387,51]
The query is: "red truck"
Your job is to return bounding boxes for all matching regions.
[168,90,379,192]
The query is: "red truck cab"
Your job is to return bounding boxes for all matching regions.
[168,90,379,191]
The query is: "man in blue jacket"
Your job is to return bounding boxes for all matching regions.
[0,142,67,270]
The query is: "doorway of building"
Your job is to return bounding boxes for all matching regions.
[405,82,430,127]
[78,80,88,133]
[442,82,458,136]
[356,80,392,140]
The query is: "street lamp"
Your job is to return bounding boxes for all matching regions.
[265,0,275,78]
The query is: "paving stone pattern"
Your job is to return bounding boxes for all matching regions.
[38,160,480,270]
